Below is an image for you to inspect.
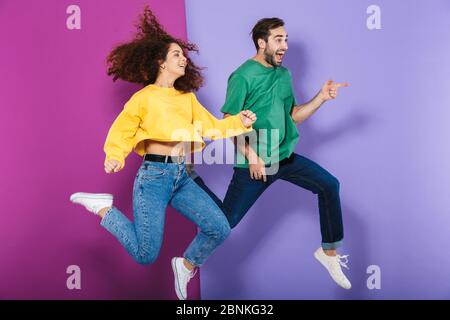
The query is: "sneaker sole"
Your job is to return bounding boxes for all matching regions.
[70,192,113,202]
[171,258,186,300]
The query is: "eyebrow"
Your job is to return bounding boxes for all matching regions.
[171,49,182,53]
[273,34,288,38]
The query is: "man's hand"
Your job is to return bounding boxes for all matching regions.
[239,110,257,127]
[104,159,123,173]
[249,156,267,182]
[319,80,349,101]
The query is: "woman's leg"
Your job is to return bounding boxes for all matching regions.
[169,173,230,300]
[170,176,231,267]
[99,162,173,264]
[192,175,226,214]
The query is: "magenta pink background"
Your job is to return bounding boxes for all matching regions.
[0,0,200,299]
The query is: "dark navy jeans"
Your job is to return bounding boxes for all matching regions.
[193,153,344,249]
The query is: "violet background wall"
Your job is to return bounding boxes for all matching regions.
[0,0,200,299]
[185,0,450,299]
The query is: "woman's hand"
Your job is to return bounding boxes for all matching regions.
[105,159,123,173]
[239,110,257,128]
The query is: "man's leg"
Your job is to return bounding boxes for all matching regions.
[190,167,270,229]
[222,168,271,228]
[279,154,343,249]
[279,153,350,289]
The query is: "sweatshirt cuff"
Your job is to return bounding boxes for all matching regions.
[232,114,253,133]
[104,155,125,169]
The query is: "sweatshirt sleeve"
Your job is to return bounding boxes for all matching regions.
[103,92,142,168]
[191,93,253,140]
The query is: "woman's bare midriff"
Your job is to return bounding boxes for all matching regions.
[144,139,188,156]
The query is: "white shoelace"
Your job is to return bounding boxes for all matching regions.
[336,255,350,270]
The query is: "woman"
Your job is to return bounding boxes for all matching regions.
[69,7,256,300]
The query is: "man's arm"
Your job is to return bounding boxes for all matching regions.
[291,80,349,125]
[291,91,326,125]
[224,113,267,182]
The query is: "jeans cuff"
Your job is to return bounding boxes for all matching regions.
[99,207,115,227]
[183,255,200,268]
[321,239,343,250]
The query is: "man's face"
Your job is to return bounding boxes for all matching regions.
[261,26,288,67]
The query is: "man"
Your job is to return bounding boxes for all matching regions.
[193,17,351,289]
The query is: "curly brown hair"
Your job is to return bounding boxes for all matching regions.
[106,6,203,93]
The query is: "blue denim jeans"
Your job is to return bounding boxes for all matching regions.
[193,153,343,249]
[100,160,230,266]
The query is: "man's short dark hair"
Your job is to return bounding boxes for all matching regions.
[251,17,285,51]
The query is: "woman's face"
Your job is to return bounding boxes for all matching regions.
[161,43,188,79]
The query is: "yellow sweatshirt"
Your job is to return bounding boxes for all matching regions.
[104,84,252,167]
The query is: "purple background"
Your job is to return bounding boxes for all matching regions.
[185,0,450,299]
[0,0,201,299]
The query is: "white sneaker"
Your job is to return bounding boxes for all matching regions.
[70,192,113,215]
[314,247,352,290]
[171,257,196,300]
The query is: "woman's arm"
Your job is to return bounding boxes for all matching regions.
[191,93,254,140]
[104,93,142,170]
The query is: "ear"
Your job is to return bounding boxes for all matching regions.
[157,59,166,70]
[258,38,266,50]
